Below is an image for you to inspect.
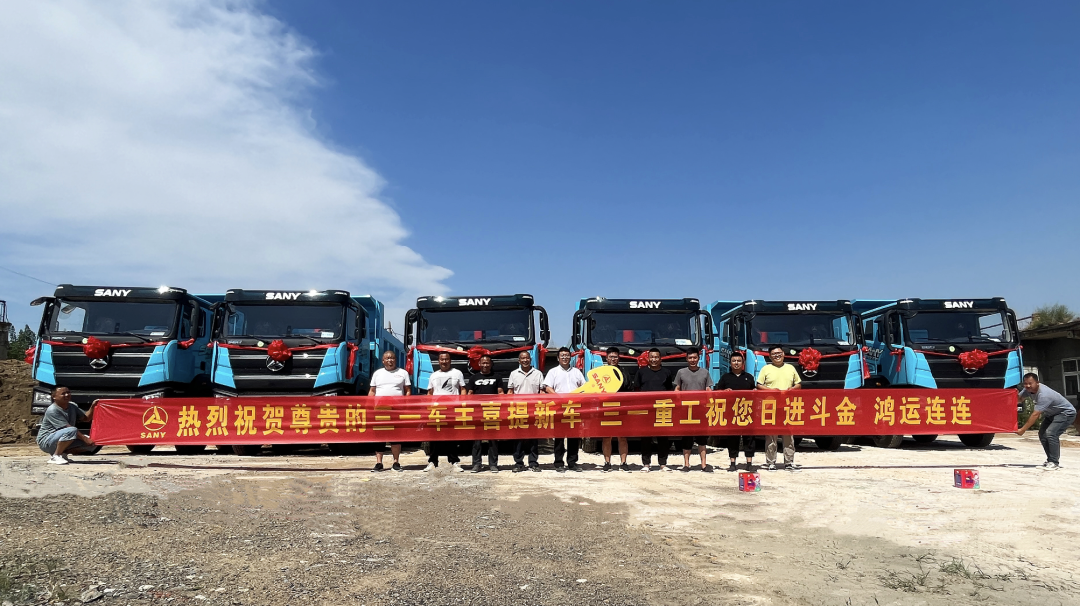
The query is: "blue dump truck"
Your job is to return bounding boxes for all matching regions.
[855,297,1022,448]
[209,289,403,455]
[27,284,220,453]
[403,294,550,392]
[570,297,712,453]
[706,300,864,451]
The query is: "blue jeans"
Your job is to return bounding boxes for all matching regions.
[1039,411,1077,465]
[38,427,79,454]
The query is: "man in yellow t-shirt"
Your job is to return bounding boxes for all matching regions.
[757,345,802,472]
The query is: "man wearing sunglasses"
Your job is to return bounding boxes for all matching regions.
[757,345,802,472]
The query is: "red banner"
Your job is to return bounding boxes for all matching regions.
[89,389,1017,446]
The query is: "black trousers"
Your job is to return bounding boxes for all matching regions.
[726,436,757,459]
[553,438,580,466]
[513,439,539,467]
[427,441,461,465]
[679,436,708,451]
[640,437,671,466]
[471,439,499,467]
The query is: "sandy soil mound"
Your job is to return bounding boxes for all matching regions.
[0,359,36,444]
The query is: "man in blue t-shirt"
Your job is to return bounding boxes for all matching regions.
[1017,373,1077,470]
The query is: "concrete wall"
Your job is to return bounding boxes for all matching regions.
[1021,337,1080,405]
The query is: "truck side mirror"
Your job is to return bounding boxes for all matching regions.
[190,305,203,338]
[356,312,367,341]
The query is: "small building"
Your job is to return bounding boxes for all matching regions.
[1020,319,1080,407]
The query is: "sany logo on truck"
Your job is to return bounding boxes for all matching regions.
[944,301,975,309]
[458,298,491,306]
[265,292,302,300]
[93,289,131,297]
[787,303,818,311]
[629,301,661,309]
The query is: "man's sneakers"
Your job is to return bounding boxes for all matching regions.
[659,465,673,472]
[392,462,402,472]
[47,454,68,465]
[620,463,632,472]
[513,464,526,473]
[786,463,802,472]
[371,462,385,473]
[471,465,483,474]
[727,461,738,472]
[1041,461,1061,471]
[452,463,465,473]
[640,465,650,473]
[602,462,613,472]
[745,463,756,472]
[423,462,436,473]
[765,463,777,471]
[567,464,582,472]
[529,465,541,473]
[701,465,714,473]
[680,465,691,473]
[490,465,501,473]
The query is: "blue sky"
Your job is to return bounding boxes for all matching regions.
[2,1,1079,343]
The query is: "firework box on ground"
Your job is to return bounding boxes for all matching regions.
[954,468,980,489]
[739,472,761,492]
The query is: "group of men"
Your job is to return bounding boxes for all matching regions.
[363,343,807,474]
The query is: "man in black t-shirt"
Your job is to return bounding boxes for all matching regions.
[714,350,757,471]
[635,348,675,472]
[467,355,504,472]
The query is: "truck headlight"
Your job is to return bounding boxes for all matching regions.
[32,391,53,405]
[142,391,166,400]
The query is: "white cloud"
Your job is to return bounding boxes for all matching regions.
[0,0,451,319]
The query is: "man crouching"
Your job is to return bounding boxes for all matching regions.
[37,386,98,465]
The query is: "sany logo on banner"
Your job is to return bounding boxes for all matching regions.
[265,292,302,300]
[458,298,491,306]
[787,303,818,311]
[629,301,661,309]
[94,289,132,297]
[944,301,975,309]
[141,405,168,438]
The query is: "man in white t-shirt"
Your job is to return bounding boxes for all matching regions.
[368,350,410,472]
[543,347,586,472]
[508,351,545,472]
[425,352,467,472]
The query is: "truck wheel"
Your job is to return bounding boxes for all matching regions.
[959,433,995,448]
[126,445,155,454]
[88,445,104,455]
[581,438,599,454]
[174,445,206,455]
[328,443,365,456]
[215,444,235,453]
[872,435,904,448]
[814,437,843,451]
[912,434,938,444]
[270,444,296,455]
[232,445,262,456]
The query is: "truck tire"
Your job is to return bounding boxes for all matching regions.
[912,434,938,444]
[232,445,261,456]
[872,435,904,449]
[174,445,206,455]
[581,438,599,454]
[959,433,995,448]
[814,436,843,451]
[126,445,155,454]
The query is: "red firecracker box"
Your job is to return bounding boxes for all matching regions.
[738,472,761,492]
[954,468,980,489]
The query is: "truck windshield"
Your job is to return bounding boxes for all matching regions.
[904,310,1014,345]
[420,308,532,344]
[748,313,852,348]
[588,311,699,347]
[224,303,344,339]
[47,299,179,337]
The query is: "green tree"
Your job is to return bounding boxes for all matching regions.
[7,324,36,359]
[1028,304,1077,330]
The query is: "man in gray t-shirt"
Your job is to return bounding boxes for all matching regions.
[36,386,98,465]
[1017,373,1077,470]
[674,350,713,471]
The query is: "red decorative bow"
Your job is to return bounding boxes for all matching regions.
[958,349,989,371]
[83,336,111,359]
[266,339,292,362]
[25,346,36,365]
[798,347,823,372]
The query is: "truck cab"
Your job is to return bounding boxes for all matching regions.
[570,297,711,388]
[706,300,863,452]
[27,285,218,450]
[209,289,402,398]
[706,300,865,390]
[403,294,549,392]
[854,297,1022,448]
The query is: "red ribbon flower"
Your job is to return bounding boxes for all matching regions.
[405,347,414,375]
[798,347,823,372]
[958,349,989,371]
[636,351,650,367]
[25,346,36,365]
[467,346,489,371]
[266,339,292,362]
[83,336,111,359]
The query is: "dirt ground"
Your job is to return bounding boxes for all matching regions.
[0,359,36,444]
[2,433,1079,606]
